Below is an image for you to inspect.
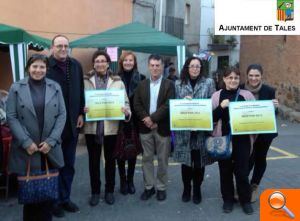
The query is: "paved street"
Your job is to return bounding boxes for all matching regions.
[0,118,299,221]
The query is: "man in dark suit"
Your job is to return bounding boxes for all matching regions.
[134,54,175,201]
[47,35,84,217]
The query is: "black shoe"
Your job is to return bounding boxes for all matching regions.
[182,188,191,202]
[156,190,167,201]
[89,194,100,206]
[193,187,202,204]
[62,201,79,213]
[127,181,136,194]
[241,202,254,215]
[140,187,155,201]
[223,201,234,213]
[105,192,115,205]
[52,204,65,218]
[120,181,128,195]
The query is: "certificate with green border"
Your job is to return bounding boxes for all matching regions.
[85,90,125,121]
[170,99,213,131]
[229,100,277,135]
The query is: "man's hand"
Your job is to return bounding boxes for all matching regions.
[76,115,84,128]
[26,143,38,155]
[150,123,158,130]
[142,116,154,128]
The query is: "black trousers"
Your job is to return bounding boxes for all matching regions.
[23,201,52,221]
[181,150,205,187]
[117,158,136,183]
[85,134,102,194]
[249,138,273,185]
[85,134,117,194]
[57,135,78,204]
[218,135,251,204]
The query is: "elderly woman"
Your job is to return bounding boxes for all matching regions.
[83,50,131,206]
[241,64,278,202]
[212,67,255,215]
[6,54,66,221]
[173,57,215,204]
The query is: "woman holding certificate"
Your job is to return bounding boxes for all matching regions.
[82,50,131,206]
[173,57,215,204]
[211,67,255,215]
[242,64,278,203]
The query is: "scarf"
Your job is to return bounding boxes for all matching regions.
[244,80,262,99]
[95,72,109,145]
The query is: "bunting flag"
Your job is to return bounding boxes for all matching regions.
[9,43,27,82]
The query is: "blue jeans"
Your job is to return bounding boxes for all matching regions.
[57,136,78,204]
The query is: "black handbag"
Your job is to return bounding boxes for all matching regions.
[205,89,240,160]
[17,157,59,204]
[114,121,142,160]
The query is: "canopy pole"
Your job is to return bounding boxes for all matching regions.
[159,0,163,31]
[18,43,25,80]
[9,44,17,82]
[177,45,186,73]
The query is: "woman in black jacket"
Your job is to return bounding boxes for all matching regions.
[116,51,145,195]
[242,64,278,203]
[212,67,255,215]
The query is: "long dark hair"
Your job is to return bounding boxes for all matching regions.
[180,57,204,85]
[25,54,48,73]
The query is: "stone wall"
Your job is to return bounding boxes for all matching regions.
[240,36,300,120]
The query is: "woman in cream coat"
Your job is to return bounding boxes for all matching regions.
[82,50,131,206]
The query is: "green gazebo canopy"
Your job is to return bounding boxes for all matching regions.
[0,23,51,82]
[70,22,185,56]
[0,23,51,49]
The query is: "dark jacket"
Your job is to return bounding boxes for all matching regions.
[134,78,175,137]
[47,56,85,138]
[119,71,146,99]
[6,77,66,173]
[241,83,278,142]
[119,71,145,126]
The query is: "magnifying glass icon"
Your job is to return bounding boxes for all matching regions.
[268,191,295,219]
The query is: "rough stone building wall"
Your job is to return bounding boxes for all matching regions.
[240,36,300,112]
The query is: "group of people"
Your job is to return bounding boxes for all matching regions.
[5,34,278,221]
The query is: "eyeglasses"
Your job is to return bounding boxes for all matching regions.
[188,65,201,69]
[94,60,108,64]
[54,44,69,50]
[225,76,240,81]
